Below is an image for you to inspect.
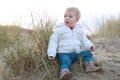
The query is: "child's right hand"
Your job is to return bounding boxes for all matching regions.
[48,56,55,60]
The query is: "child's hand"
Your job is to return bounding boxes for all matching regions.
[48,56,55,60]
[90,46,95,52]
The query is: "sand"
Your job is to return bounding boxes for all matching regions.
[73,37,120,80]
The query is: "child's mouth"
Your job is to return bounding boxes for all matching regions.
[65,21,69,24]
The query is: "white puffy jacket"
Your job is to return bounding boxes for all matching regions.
[47,23,94,58]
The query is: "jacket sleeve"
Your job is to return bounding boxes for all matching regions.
[47,30,59,58]
[80,29,94,50]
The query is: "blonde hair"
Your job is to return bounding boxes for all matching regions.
[65,7,81,21]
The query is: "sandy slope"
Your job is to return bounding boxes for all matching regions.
[73,37,120,80]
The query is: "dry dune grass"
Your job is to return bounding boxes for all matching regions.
[95,17,120,37]
[0,17,62,80]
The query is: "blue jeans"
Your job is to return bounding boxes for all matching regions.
[58,50,93,71]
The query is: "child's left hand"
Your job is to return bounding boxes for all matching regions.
[90,46,95,52]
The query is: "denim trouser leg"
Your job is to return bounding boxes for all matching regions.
[79,50,93,62]
[58,53,78,71]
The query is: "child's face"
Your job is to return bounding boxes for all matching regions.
[64,11,78,27]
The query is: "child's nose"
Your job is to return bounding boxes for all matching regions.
[65,17,69,20]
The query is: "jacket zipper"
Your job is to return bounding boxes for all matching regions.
[72,29,75,52]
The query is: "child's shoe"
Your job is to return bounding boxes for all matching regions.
[85,61,102,73]
[59,69,73,80]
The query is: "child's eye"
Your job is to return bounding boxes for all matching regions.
[64,15,67,18]
[69,16,73,18]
